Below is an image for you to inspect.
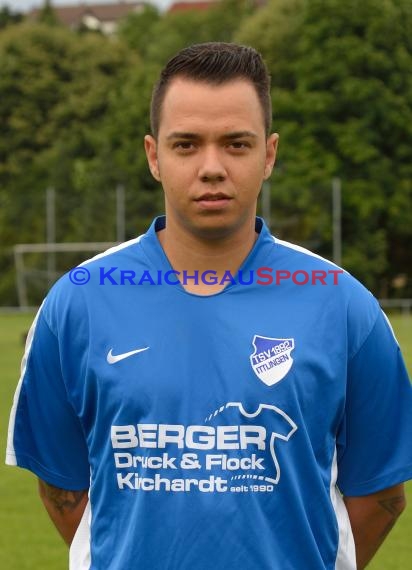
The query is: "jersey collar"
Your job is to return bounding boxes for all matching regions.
[140,215,276,292]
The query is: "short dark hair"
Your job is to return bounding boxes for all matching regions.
[150,42,272,138]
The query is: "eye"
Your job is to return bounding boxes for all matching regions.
[228,141,251,151]
[173,142,195,151]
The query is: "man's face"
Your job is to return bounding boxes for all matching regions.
[145,77,278,240]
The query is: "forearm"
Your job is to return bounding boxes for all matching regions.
[344,483,406,569]
[38,479,89,546]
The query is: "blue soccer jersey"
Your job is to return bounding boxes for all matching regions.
[6,217,412,570]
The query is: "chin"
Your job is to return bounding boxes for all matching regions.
[189,217,244,241]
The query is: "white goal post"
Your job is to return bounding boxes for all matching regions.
[14,242,118,308]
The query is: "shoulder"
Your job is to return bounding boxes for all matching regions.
[80,233,146,269]
[40,232,148,333]
[271,235,382,353]
[271,235,371,293]
[273,236,348,276]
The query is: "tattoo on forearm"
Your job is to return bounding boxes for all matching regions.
[377,495,405,538]
[40,482,87,515]
[378,495,405,517]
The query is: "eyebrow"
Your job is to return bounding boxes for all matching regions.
[166,132,198,141]
[223,131,258,140]
[166,130,258,141]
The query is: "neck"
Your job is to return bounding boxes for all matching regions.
[157,218,258,294]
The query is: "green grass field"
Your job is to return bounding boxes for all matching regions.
[0,311,411,569]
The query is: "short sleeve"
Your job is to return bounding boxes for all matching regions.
[6,307,90,490]
[337,310,412,496]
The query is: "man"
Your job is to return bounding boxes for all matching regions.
[6,43,412,570]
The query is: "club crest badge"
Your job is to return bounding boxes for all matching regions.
[250,335,295,386]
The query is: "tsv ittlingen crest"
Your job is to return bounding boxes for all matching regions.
[250,336,295,386]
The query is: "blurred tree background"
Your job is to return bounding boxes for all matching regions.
[0,0,411,305]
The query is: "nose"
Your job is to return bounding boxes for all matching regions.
[198,146,227,183]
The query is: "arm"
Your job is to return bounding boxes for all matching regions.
[344,483,406,570]
[38,479,89,546]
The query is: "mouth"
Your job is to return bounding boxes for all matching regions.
[195,192,232,202]
[194,193,233,211]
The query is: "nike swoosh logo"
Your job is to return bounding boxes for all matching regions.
[107,347,149,364]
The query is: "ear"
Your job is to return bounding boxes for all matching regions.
[264,133,279,180]
[144,135,161,182]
